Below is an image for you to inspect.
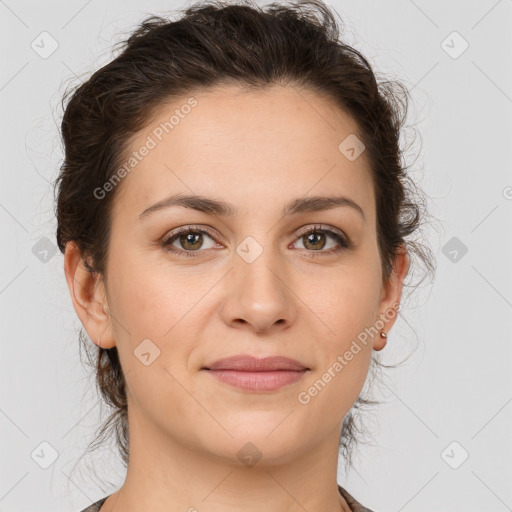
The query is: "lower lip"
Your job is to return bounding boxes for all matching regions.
[204,369,308,391]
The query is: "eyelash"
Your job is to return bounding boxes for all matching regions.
[161,224,352,259]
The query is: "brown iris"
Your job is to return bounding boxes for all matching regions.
[302,231,326,250]
[179,232,203,250]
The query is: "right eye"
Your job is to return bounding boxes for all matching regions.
[161,226,221,257]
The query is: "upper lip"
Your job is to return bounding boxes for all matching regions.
[203,355,309,371]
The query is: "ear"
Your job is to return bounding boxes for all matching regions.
[373,244,409,351]
[63,241,116,349]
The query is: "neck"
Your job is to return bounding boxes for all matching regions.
[100,405,352,512]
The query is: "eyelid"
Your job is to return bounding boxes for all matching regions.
[162,224,223,243]
[293,223,346,240]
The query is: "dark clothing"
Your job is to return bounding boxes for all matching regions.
[338,485,375,512]
[79,495,107,512]
[78,485,374,512]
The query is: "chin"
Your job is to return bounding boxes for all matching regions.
[198,419,305,466]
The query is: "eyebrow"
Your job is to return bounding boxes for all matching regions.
[138,193,366,223]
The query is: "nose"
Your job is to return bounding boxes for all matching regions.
[218,253,297,334]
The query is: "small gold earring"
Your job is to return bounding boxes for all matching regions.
[380,331,387,338]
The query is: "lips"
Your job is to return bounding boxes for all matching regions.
[203,355,309,371]
[202,355,310,392]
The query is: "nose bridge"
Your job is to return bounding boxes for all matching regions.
[220,232,297,332]
[235,234,287,303]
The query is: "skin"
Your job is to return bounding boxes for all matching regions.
[65,84,409,512]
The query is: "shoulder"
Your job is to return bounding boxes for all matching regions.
[338,485,376,512]
[77,495,109,512]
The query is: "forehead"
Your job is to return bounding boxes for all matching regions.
[111,84,375,223]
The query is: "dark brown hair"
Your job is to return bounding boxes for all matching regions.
[54,0,435,478]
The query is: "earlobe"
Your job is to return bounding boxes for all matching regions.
[63,241,116,349]
[373,330,388,352]
[373,245,410,351]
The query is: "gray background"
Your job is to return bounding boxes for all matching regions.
[1,0,511,511]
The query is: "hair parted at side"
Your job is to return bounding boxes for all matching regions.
[54,0,435,478]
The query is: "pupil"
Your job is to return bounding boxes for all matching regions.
[182,233,201,249]
[306,232,325,250]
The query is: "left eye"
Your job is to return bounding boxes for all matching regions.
[161,225,350,257]
[292,227,349,253]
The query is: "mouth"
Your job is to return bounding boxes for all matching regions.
[201,355,310,392]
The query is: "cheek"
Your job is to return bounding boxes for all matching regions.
[297,260,381,338]
[293,261,379,409]
[298,337,373,423]
[293,358,371,440]
[107,249,196,338]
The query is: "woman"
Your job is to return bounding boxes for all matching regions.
[54,1,434,510]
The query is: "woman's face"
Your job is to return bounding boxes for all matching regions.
[72,85,406,465]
